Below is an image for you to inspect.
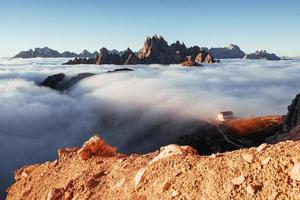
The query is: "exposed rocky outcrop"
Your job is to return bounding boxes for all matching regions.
[244,50,281,60]
[95,48,122,65]
[77,136,118,160]
[284,93,300,131]
[40,73,66,89]
[137,35,217,65]
[64,35,218,66]
[137,35,175,64]
[209,44,246,59]
[6,134,300,200]
[40,69,134,91]
[204,53,217,63]
[121,48,140,65]
[40,73,94,91]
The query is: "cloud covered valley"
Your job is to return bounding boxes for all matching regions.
[1,57,300,196]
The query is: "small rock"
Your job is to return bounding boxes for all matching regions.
[114,178,125,189]
[21,172,28,178]
[256,143,268,152]
[290,163,300,181]
[246,185,255,195]
[268,192,279,200]
[241,154,254,163]
[134,167,147,188]
[149,145,197,165]
[261,157,271,165]
[64,191,73,200]
[232,175,245,185]
[162,181,171,191]
[171,189,180,197]
[45,188,64,200]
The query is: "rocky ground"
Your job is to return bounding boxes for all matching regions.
[6,129,300,200]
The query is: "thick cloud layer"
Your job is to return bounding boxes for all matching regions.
[1,57,300,197]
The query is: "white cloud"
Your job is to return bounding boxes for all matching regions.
[0,57,300,196]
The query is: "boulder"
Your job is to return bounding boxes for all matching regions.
[243,50,281,60]
[78,135,117,160]
[149,145,197,164]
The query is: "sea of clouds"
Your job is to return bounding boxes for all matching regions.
[1,57,300,196]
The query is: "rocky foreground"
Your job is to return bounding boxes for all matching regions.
[6,131,300,200]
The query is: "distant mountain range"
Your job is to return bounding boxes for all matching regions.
[13,47,100,59]
[13,36,282,62]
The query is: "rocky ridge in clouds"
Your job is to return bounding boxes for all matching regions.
[243,50,281,61]
[13,36,282,63]
[209,44,246,59]
[64,35,219,66]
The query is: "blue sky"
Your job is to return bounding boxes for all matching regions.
[0,0,299,57]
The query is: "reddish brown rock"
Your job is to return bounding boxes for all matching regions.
[78,135,117,160]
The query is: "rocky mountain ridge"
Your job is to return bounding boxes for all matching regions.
[13,36,282,62]
[13,47,99,58]
[243,50,281,60]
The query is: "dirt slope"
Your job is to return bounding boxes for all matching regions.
[221,116,283,137]
[6,135,300,200]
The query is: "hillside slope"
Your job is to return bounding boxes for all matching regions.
[6,135,300,200]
